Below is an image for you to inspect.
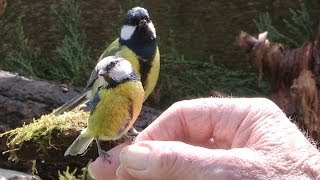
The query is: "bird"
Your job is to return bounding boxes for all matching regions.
[53,6,159,116]
[64,56,145,157]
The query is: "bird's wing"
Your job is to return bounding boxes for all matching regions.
[53,89,91,116]
[85,38,122,91]
[98,38,122,61]
[54,61,99,116]
[85,66,99,89]
[89,91,101,115]
[53,39,122,116]
[83,39,121,93]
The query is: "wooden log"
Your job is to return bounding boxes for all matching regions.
[0,70,81,131]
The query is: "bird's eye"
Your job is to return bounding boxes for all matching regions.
[106,61,116,71]
[110,61,116,68]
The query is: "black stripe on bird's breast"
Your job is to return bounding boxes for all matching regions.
[138,56,152,87]
[120,34,157,87]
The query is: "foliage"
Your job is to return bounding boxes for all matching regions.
[0,0,93,86]
[152,49,271,108]
[0,0,15,63]
[0,0,45,77]
[121,0,143,12]
[254,0,315,48]
[51,0,93,86]
[0,0,272,110]
[283,1,314,44]
[2,18,44,77]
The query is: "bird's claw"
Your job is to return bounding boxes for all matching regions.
[99,150,111,164]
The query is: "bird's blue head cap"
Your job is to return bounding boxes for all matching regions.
[124,7,151,26]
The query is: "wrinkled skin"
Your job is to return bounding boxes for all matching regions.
[88,98,320,180]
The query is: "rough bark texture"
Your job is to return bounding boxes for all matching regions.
[0,70,161,179]
[0,70,80,131]
[237,25,320,141]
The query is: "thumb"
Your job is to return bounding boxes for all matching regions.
[116,141,253,180]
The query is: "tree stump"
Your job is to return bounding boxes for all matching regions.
[237,25,320,142]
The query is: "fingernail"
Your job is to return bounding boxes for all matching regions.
[116,164,123,177]
[116,166,121,177]
[87,162,96,179]
[120,145,150,170]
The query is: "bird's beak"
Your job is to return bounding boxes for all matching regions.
[138,19,147,28]
[98,69,108,76]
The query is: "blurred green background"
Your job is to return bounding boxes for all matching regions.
[0,0,319,109]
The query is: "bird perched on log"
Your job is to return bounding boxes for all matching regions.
[64,56,145,157]
[53,6,160,116]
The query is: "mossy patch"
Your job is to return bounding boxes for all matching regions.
[0,110,89,160]
[58,161,94,180]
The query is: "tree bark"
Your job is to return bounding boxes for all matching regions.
[237,25,320,141]
[0,70,81,131]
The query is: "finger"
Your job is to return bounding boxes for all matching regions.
[136,98,284,149]
[88,142,129,180]
[117,141,265,180]
[116,164,139,180]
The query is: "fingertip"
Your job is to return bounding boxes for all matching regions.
[116,164,137,180]
[88,157,114,180]
[87,142,130,180]
[87,162,96,179]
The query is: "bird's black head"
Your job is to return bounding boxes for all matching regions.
[124,7,150,27]
[120,7,156,43]
[120,7,157,61]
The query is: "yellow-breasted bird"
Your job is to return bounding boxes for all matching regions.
[64,56,145,157]
[53,7,159,116]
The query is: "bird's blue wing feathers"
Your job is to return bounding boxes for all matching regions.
[86,68,99,89]
[90,92,101,115]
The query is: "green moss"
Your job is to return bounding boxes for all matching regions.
[0,110,88,157]
[59,161,94,180]
[59,167,78,180]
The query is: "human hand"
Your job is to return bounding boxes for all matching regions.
[88,98,320,179]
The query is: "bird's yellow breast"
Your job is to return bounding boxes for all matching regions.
[84,81,144,140]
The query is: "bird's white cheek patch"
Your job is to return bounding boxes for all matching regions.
[120,25,136,40]
[112,60,133,82]
[148,22,157,38]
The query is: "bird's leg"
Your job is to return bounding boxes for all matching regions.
[127,126,140,136]
[95,138,111,164]
[124,127,140,142]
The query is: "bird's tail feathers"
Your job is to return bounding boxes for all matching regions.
[53,90,91,116]
[64,129,94,156]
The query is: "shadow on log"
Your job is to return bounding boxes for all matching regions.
[237,25,320,142]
